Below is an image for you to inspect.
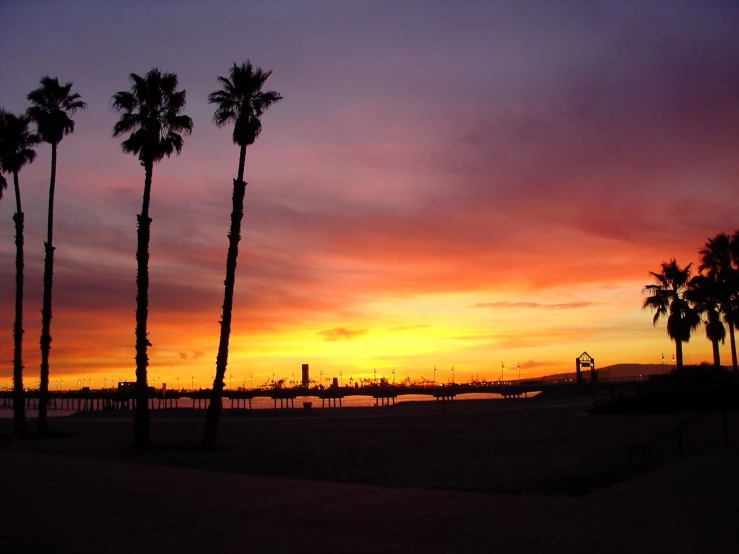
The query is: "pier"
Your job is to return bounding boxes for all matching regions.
[0,378,649,413]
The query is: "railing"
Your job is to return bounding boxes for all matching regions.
[627,411,730,471]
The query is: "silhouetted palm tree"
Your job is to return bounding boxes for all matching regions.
[26,77,86,435]
[112,69,193,447]
[699,233,738,372]
[643,259,701,368]
[201,61,282,449]
[687,275,726,366]
[0,110,40,438]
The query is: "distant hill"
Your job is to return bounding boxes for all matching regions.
[534,363,671,382]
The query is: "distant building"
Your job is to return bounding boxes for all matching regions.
[118,381,136,393]
[117,381,154,395]
[302,364,309,387]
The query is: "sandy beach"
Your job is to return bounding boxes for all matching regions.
[1,394,598,495]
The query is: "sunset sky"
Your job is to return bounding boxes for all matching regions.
[1,1,738,389]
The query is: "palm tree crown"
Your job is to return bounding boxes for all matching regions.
[687,274,726,365]
[699,233,733,282]
[0,109,7,201]
[112,69,193,164]
[0,111,40,176]
[208,61,282,147]
[26,76,87,145]
[643,259,701,366]
[699,232,739,371]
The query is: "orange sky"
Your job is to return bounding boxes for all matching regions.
[1,1,738,389]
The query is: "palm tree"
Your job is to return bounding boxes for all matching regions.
[0,110,40,438]
[112,69,193,447]
[643,259,701,368]
[26,77,86,435]
[699,233,738,372]
[201,61,282,449]
[687,275,726,366]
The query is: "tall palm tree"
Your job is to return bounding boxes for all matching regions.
[112,69,193,447]
[699,233,738,372]
[687,275,726,366]
[26,77,86,435]
[0,110,40,438]
[201,61,282,449]
[643,259,701,368]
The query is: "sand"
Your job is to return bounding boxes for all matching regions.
[0,395,595,494]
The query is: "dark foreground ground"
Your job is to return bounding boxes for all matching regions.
[2,395,738,553]
[1,396,593,494]
[2,447,737,553]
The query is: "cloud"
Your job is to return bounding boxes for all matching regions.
[474,302,543,309]
[178,352,188,360]
[473,301,595,310]
[192,351,204,360]
[317,328,369,342]
[388,324,431,331]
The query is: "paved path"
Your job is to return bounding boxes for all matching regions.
[1,448,737,553]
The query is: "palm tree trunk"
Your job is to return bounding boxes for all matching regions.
[134,160,153,448]
[711,339,721,367]
[12,170,26,438]
[728,321,737,373]
[38,142,57,436]
[201,145,247,450]
[675,340,684,368]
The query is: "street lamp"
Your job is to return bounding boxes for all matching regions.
[249,374,253,389]
[191,375,195,390]
[391,368,394,385]
[340,371,343,386]
[501,363,505,383]
[230,374,233,390]
[450,366,454,384]
[433,365,437,383]
[517,362,520,383]
[177,376,180,390]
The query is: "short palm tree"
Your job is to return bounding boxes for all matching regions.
[0,110,39,438]
[699,233,738,372]
[643,259,701,368]
[687,275,726,366]
[201,61,282,449]
[26,77,86,435]
[112,69,193,447]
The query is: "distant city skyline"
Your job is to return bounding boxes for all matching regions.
[1,0,738,385]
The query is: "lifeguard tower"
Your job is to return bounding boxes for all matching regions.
[576,352,596,386]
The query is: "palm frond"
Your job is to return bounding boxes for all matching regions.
[111,68,192,163]
[26,75,86,145]
[209,60,282,146]
[0,111,40,174]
